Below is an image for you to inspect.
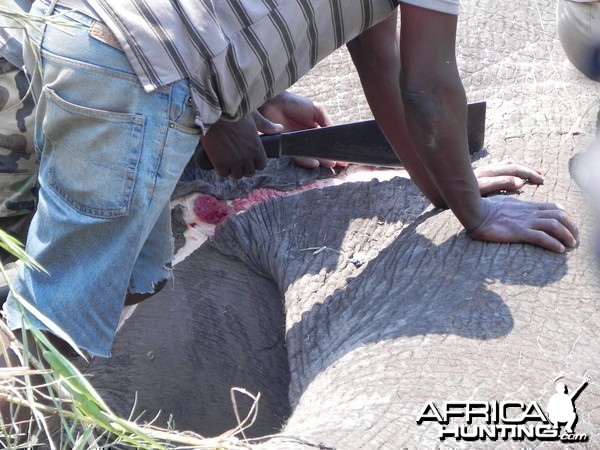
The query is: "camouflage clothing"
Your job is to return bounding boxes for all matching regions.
[0,57,37,246]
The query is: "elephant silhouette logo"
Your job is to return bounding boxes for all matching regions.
[546,379,588,434]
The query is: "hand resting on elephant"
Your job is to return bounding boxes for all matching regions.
[466,196,577,253]
[473,159,544,196]
[347,6,578,254]
[469,160,578,253]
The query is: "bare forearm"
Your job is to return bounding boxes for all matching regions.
[350,8,485,229]
[347,14,446,206]
[397,4,487,230]
[401,82,486,230]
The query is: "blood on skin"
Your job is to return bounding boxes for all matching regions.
[193,195,230,225]
[231,188,282,211]
[193,189,286,225]
[192,168,406,226]
[178,167,407,264]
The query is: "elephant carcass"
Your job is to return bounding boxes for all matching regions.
[208,149,598,449]
[83,0,600,446]
[85,163,416,438]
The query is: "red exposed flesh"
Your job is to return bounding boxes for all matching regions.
[193,195,230,225]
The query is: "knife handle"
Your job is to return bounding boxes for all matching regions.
[260,134,282,158]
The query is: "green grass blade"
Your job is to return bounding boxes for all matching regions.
[0,229,46,273]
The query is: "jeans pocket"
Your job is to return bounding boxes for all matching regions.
[40,86,144,218]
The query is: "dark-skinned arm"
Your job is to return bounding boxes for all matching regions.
[347,12,553,202]
[398,4,485,228]
[347,12,447,207]
[349,5,578,253]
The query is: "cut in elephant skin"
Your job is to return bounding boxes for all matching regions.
[83,0,600,447]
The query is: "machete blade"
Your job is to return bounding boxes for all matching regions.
[261,101,486,167]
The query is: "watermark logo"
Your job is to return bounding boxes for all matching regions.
[416,379,589,443]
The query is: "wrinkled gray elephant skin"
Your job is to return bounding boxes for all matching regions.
[86,235,292,437]
[84,0,600,447]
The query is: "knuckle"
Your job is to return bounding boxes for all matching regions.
[554,210,567,222]
[549,219,561,231]
[547,202,563,210]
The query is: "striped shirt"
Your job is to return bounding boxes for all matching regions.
[88,0,459,132]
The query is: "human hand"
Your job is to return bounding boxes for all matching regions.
[467,196,578,253]
[474,160,544,196]
[200,115,267,179]
[257,91,341,169]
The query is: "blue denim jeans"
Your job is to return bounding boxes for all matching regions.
[3,0,201,357]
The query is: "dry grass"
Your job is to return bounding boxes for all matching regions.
[0,230,263,449]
